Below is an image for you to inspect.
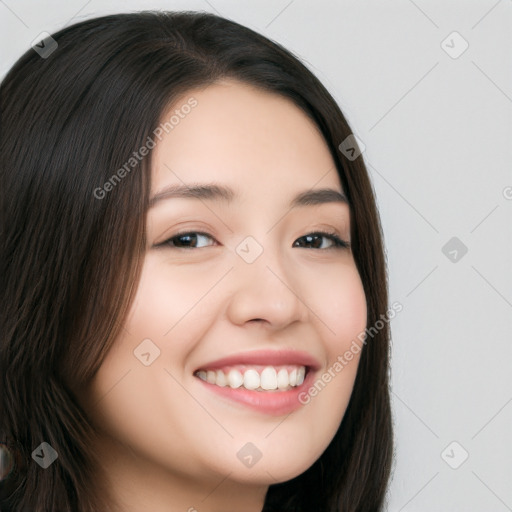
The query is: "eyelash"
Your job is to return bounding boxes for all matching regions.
[156,230,350,251]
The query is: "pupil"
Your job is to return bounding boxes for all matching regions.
[180,234,196,247]
[305,235,321,248]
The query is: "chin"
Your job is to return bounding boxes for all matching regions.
[208,443,324,486]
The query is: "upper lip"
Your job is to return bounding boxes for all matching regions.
[194,349,322,372]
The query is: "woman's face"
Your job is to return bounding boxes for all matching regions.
[82,80,367,507]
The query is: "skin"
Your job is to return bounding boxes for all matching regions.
[79,80,367,512]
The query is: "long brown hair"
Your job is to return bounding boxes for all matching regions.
[0,11,392,511]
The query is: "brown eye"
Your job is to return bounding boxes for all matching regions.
[293,232,350,250]
[158,232,217,249]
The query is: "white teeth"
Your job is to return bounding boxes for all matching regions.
[277,368,289,389]
[215,370,227,387]
[243,369,260,390]
[296,366,305,386]
[260,367,277,390]
[227,369,243,389]
[196,365,307,391]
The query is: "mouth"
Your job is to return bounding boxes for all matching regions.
[195,364,308,392]
[193,350,320,415]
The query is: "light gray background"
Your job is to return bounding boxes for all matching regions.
[1,1,511,510]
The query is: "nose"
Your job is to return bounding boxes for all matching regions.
[225,244,309,331]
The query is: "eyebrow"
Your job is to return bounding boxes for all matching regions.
[148,183,348,208]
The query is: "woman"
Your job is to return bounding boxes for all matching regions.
[0,11,392,511]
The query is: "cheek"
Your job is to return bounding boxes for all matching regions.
[123,257,225,353]
[308,262,368,356]
[80,259,216,446]
[310,265,367,419]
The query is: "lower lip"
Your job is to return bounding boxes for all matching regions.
[195,370,315,416]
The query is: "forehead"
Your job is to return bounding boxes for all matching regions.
[151,80,343,200]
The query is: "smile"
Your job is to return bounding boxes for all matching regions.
[195,365,306,391]
[192,350,320,415]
